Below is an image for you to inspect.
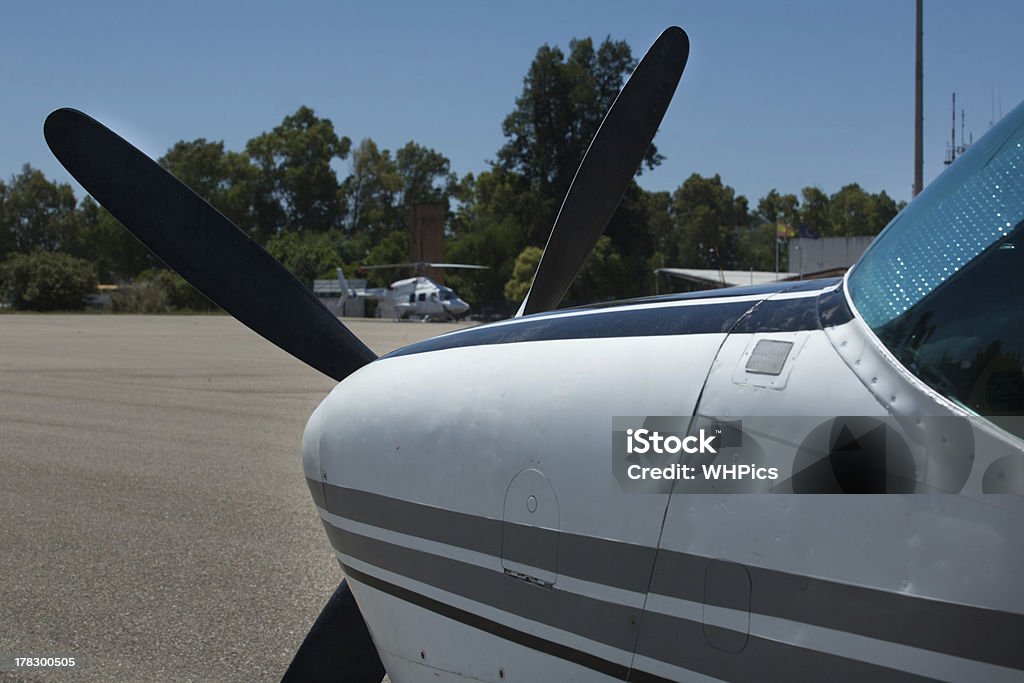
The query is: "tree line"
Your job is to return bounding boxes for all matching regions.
[0,35,904,312]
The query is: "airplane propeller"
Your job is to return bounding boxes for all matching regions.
[43,108,376,383]
[45,108,383,681]
[280,579,386,682]
[44,24,689,683]
[516,26,689,316]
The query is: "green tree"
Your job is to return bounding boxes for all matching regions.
[110,280,169,313]
[755,189,800,226]
[0,178,6,256]
[134,268,217,311]
[825,184,902,237]
[362,230,411,287]
[737,222,785,272]
[447,34,674,307]
[265,230,350,287]
[344,138,403,244]
[2,250,97,310]
[567,235,627,304]
[798,186,830,236]
[871,190,902,232]
[396,141,456,206]
[640,189,674,291]
[504,245,542,304]
[827,183,875,236]
[642,189,673,262]
[447,170,533,304]
[159,139,260,238]
[0,165,80,258]
[496,36,656,247]
[246,106,351,235]
[600,183,667,299]
[669,174,749,269]
[343,138,456,251]
[744,189,800,273]
[74,197,156,281]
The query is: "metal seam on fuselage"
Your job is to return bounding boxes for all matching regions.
[312,482,1024,670]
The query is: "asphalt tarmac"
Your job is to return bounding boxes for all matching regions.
[0,314,473,682]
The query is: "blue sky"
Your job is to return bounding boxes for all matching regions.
[2,0,1022,206]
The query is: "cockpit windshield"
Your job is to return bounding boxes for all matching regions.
[438,287,455,301]
[848,99,1024,422]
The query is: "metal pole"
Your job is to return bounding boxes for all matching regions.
[951,92,957,163]
[913,0,924,196]
[775,238,780,281]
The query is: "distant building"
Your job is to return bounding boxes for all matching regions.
[656,236,877,292]
[410,203,447,283]
[788,236,875,277]
[313,276,367,317]
[655,268,800,290]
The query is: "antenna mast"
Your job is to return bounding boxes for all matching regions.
[913,0,924,196]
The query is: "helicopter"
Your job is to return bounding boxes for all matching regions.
[339,262,486,321]
[45,25,1024,683]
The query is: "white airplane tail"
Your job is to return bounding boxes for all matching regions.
[337,267,350,297]
[336,267,351,315]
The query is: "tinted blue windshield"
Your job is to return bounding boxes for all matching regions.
[848,100,1024,420]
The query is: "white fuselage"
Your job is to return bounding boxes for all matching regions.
[303,278,1024,682]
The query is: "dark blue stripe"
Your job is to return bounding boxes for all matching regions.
[584,277,840,310]
[384,300,756,359]
[732,295,822,334]
[817,285,854,327]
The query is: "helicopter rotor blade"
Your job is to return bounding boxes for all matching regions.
[422,262,489,270]
[44,108,376,382]
[517,26,689,316]
[358,262,488,271]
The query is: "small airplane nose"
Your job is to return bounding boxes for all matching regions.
[301,401,325,493]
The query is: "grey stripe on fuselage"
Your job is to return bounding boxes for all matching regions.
[311,478,657,593]
[341,561,638,681]
[329,520,952,683]
[323,522,643,653]
[311,479,1024,671]
[311,478,656,593]
[648,551,1024,671]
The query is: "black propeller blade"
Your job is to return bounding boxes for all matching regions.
[517,26,689,316]
[282,579,385,683]
[44,108,376,382]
